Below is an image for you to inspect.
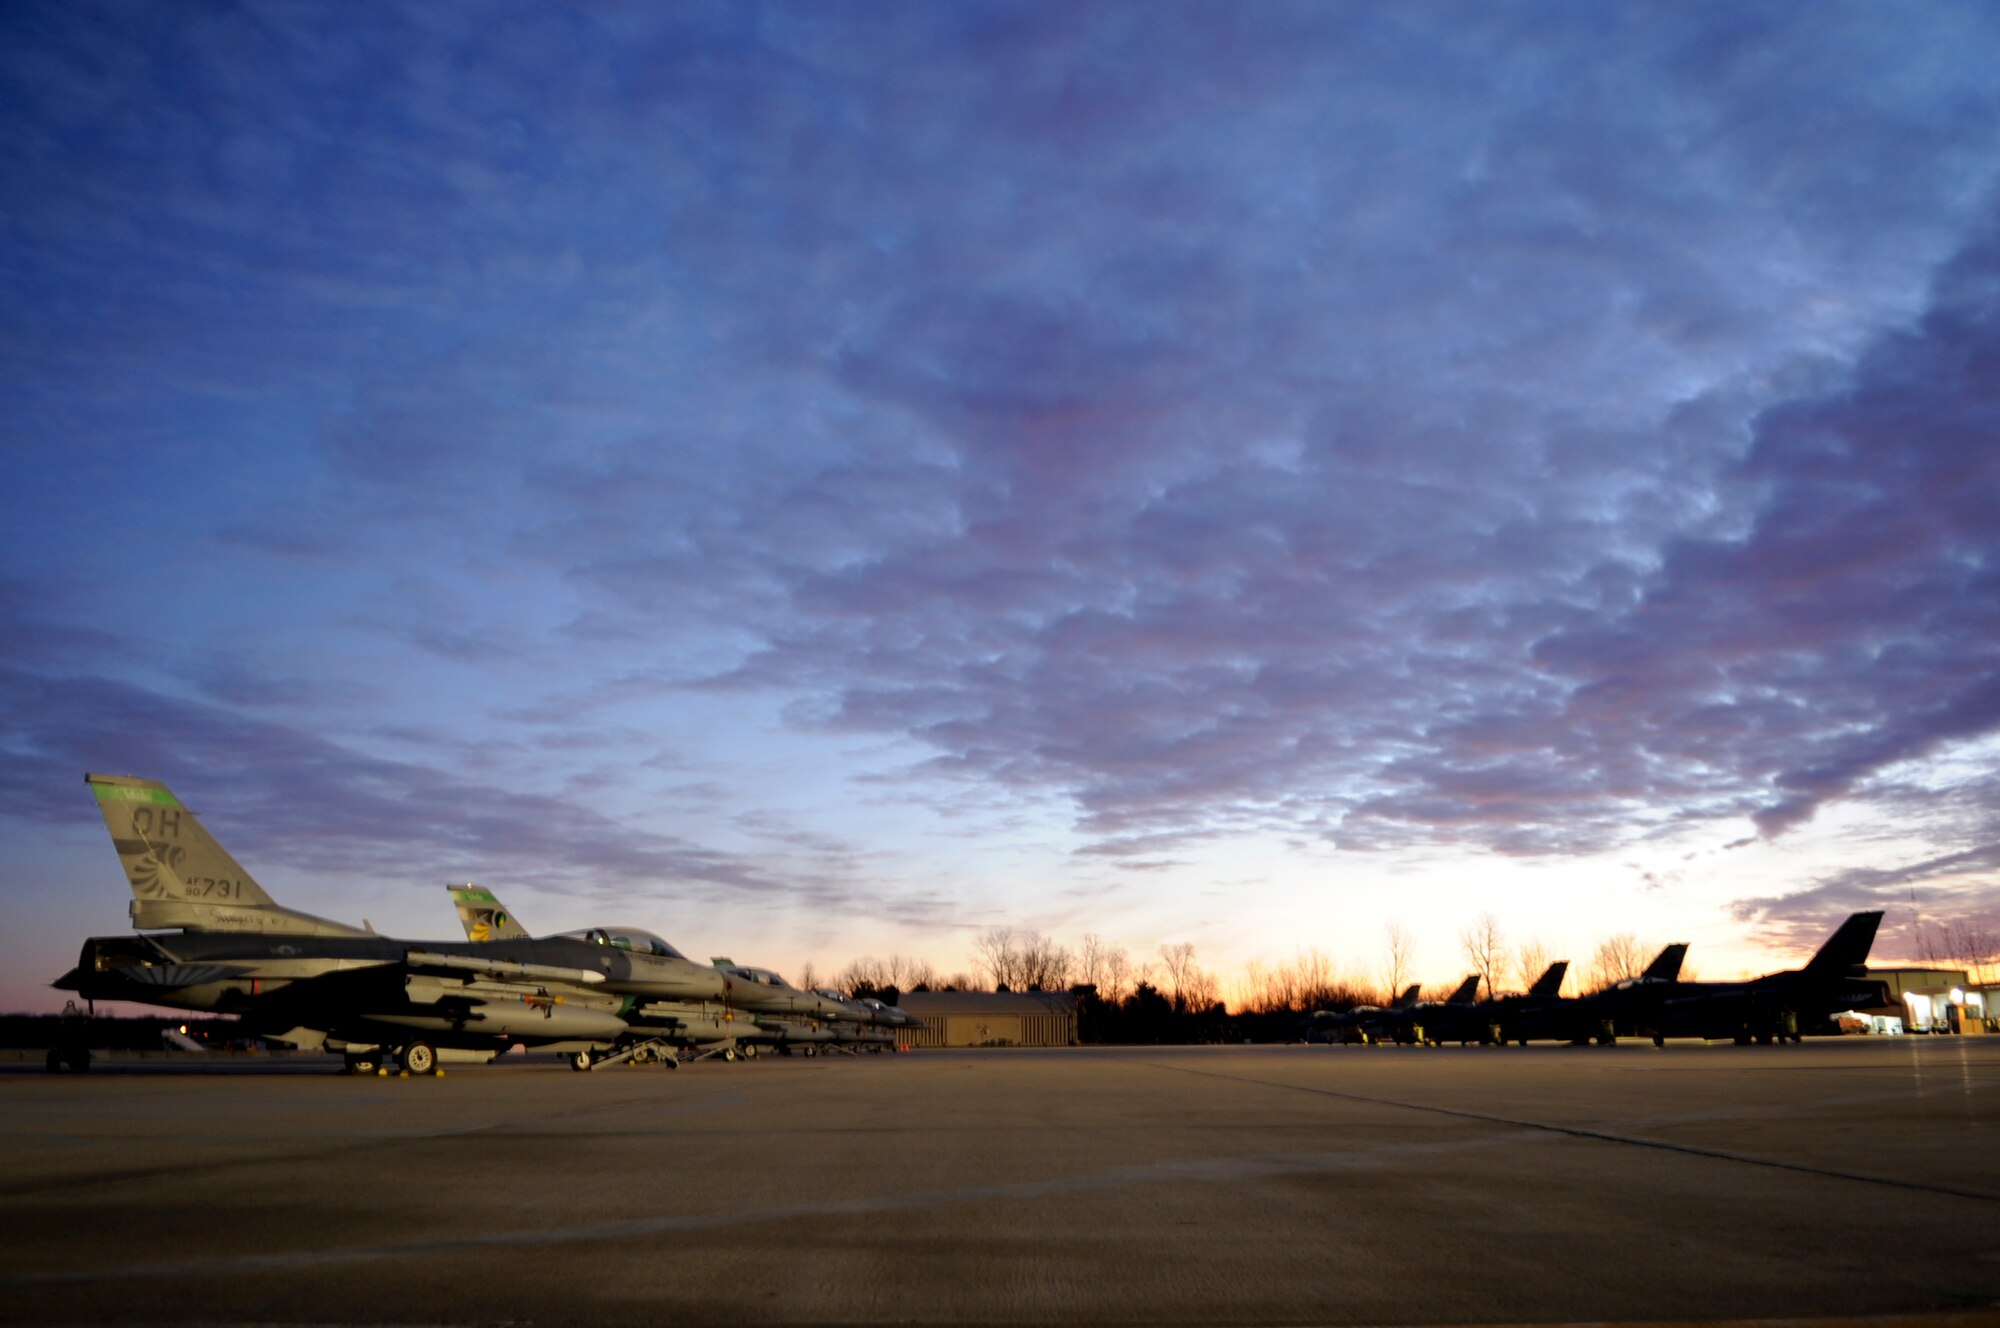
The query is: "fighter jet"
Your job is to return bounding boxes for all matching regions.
[445,885,818,1065]
[856,995,921,1030]
[1370,963,1573,1047]
[1500,944,1689,1045]
[1650,912,1888,1044]
[1482,960,1570,1044]
[1310,983,1421,1045]
[54,774,727,1075]
[1382,975,1483,1046]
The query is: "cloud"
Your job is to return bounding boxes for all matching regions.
[0,586,890,914]
[1536,213,2000,844]
[6,1,2000,902]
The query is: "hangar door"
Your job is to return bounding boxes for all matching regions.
[944,1014,1023,1046]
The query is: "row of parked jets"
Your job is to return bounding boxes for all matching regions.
[54,773,918,1075]
[1312,914,1890,1048]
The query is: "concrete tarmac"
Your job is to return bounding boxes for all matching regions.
[2,1039,1998,1326]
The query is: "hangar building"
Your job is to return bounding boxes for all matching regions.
[897,991,1078,1048]
[1861,967,1993,1034]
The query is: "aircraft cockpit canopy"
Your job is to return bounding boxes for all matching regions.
[556,927,687,959]
[732,966,791,988]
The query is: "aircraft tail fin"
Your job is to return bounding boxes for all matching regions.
[1392,983,1421,1009]
[1802,911,1884,974]
[449,884,532,941]
[1642,943,1688,982]
[86,773,366,937]
[1529,961,1568,997]
[1446,974,1480,1005]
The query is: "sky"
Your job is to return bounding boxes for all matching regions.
[4,2,2000,1013]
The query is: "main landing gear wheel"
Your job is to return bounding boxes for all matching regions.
[399,1042,438,1075]
[570,1048,596,1072]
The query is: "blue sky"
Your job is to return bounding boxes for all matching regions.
[5,2,2000,1011]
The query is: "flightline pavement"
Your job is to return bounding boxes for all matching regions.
[1,1039,1996,1327]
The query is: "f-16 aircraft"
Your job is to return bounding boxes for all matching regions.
[1397,972,1543,1046]
[857,995,921,1030]
[808,987,918,1052]
[1381,975,1483,1046]
[1311,983,1421,1045]
[54,773,719,1074]
[1482,960,1570,1044]
[1497,943,1689,1045]
[1650,912,1888,1044]
[445,885,835,1065]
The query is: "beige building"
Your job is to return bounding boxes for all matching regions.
[1858,967,1992,1033]
[897,991,1078,1048]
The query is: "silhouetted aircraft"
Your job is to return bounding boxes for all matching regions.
[1496,945,1688,1045]
[1311,983,1420,1044]
[1403,961,1569,1046]
[1650,912,1888,1044]
[1388,975,1483,1045]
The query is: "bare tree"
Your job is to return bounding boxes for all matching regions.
[1181,964,1220,1014]
[1238,949,1363,1014]
[1512,938,1550,995]
[795,960,820,992]
[1460,912,1508,1002]
[1586,934,1645,994]
[1018,933,1074,991]
[1920,918,2000,985]
[1159,942,1198,1012]
[972,927,1020,990]
[1099,945,1133,1003]
[1381,922,1413,1004]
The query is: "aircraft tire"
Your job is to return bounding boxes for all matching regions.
[803,1045,817,1058]
[721,1047,737,1062]
[1652,1035,1665,1048]
[43,1049,62,1073]
[399,1042,438,1076]
[570,1049,595,1072]
[344,1051,380,1075]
